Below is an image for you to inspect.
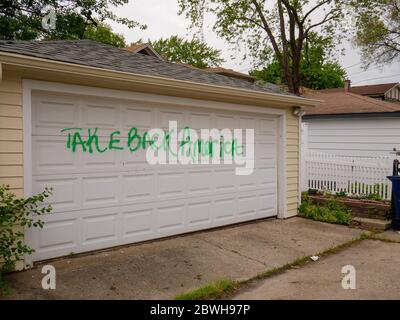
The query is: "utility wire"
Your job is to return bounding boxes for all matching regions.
[352,74,400,85]
[348,66,381,77]
[342,61,363,69]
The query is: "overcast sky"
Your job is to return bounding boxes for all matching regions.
[109,0,400,86]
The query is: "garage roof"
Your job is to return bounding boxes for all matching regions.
[0,40,289,96]
[351,83,398,96]
[303,90,400,116]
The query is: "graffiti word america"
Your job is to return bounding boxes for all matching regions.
[61,121,255,175]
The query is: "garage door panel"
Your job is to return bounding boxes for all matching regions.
[82,101,120,128]
[32,96,79,135]
[35,216,79,257]
[216,114,236,129]
[257,167,277,186]
[258,118,277,134]
[187,200,212,227]
[238,116,257,129]
[158,172,186,197]
[123,106,154,129]
[259,193,277,216]
[214,168,236,191]
[28,91,279,262]
[255,134,277,143]
[157,203,185,232]
[82,148,119,169]
[33,177,80,211]
[122,208,154,239]
[159,110,185,129]
[237,173,258,189]
[123,147,149,166]
[256,142,277,161]
[82,211,119,246]
[213,196,236,222]
[188,112,212,130]
[33,137,78,172]
[82,175,119,206]
[122,173,155,202]
[237,194,258,217]
[187,170,213,193]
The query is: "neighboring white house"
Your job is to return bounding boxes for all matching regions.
[302,86,400,157]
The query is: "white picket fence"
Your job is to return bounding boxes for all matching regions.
[301,151,396,200]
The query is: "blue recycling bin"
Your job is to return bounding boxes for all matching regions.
[387,175,400,230]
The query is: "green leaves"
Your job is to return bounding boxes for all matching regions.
[0,184,53,287]
[0,0,144,42]
[351,0,400,66]
[298,199,352,225]
[82,23,127,48]
[250,32,347,89]
[149,36,225,69]
[178,0,346,94]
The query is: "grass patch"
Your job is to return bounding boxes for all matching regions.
[174,233,371,300]
[369,233,400,244]
[298,198,352,225]
[248,233,369,284]
[0,273,11,296]
[316,232,370,256]
[175,278,238,300]
[249,256,310,282]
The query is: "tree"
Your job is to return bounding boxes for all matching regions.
[0,0,145,42]
[251,33,347,89]
[149,36,224,68]
[178,0,345,94]
[352,0,400,67]
[82,23,126,48]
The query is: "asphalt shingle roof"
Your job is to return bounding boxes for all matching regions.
[0,40,290,96]
[351,83,398,96]
[303,90,400,116]
[318,83,398,96]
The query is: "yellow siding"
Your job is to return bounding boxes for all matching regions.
[0,92,22,105]
[0,153,23,165]
[0,129,23,141]
[0,71,23,272]
[0,105,22,117]
[285,109,299,217]
[0,117,22,129]
[0,70,23,199]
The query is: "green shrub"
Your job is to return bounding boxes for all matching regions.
[335,191,347,198]
[0,184,52,294]
[307,188,319,195]
[298,199,352,225]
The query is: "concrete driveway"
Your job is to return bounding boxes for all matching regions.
[3,217,363,300]
[233,236,400,300]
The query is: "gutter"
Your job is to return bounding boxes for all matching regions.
[303,111,400,120]
[0,52,320,109]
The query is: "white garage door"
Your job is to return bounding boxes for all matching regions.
[27,91,279,262]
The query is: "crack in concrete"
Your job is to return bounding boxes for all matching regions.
[193,236,269,267]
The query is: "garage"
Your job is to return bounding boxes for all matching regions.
[26,86,279,262]
[0,40,318,267]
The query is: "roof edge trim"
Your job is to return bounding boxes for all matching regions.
[0,51,320,108]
